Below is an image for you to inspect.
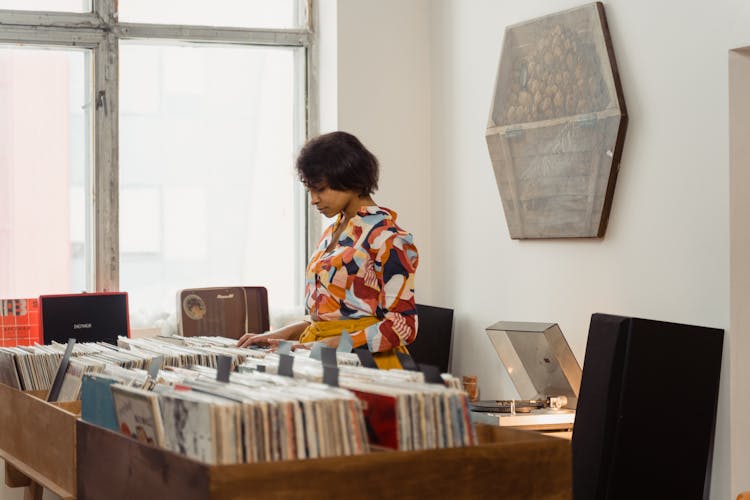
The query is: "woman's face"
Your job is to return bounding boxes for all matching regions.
[308,185,359,218]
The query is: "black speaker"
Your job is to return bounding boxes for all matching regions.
[572,313,723,500]
[408,304,454,374]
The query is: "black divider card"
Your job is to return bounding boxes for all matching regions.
[47,338,76,402]
[396,351,419,371]
[216,355,232,383]
[419,364,444,384]
[278,353,294,377]
[321,346,338,367]
[323,365,339,387]
[354,347,378,368]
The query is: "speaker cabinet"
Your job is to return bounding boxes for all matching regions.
[572,313,723,500]
[409,304,454,374]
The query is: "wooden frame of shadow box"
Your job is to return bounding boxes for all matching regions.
[0,383,81,500]
[76,421,571,500]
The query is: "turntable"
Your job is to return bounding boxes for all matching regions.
[469,321,582,434]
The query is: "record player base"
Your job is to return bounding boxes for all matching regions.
[470,408,575,437]
[77,421,571,499]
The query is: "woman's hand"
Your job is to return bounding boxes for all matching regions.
[267,338,310,351]
[236,320,311,349]
[290,337,338,351]
[236,331,276,348]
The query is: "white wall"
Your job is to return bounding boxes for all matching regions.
[0,459,60,500]
[326,0,750,498]
[730,47,750,500]
[0,461,22,500]
[320,0,433,303]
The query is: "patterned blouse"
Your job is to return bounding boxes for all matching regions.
[305,206,419,353]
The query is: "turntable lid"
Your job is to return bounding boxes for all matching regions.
[486,321,582,408]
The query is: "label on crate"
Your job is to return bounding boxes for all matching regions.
[0,298,41,347]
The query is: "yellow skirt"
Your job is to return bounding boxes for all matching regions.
[299,317,409,370]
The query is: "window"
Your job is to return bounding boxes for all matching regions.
[0,46,91,297]
[118,0,305,29]
[0,1,314,332]
[0,0,90,13]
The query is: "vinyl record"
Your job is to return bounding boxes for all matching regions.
[469,399,545,413]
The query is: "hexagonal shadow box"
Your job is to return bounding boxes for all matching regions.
[486,2,627,239]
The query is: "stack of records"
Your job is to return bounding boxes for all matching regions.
[1,335,477,459]
[0,340,172,393]
[86,365,368,464]
[240,354,476,451]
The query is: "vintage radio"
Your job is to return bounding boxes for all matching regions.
[177,286,269,340]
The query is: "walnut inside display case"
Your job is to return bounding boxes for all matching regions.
[486,2,627,239]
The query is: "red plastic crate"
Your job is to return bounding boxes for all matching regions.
[0,298,41,347]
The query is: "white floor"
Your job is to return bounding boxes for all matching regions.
[0,459,61,500]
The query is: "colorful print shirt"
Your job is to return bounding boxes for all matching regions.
[305,206,419,353]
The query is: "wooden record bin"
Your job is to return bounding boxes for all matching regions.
[76,421,571,499]
[0,384,81,499]
[0,383,572,499]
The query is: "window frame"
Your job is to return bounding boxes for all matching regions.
[0,0,318,294]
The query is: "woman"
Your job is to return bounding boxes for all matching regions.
[237,131,418,369]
